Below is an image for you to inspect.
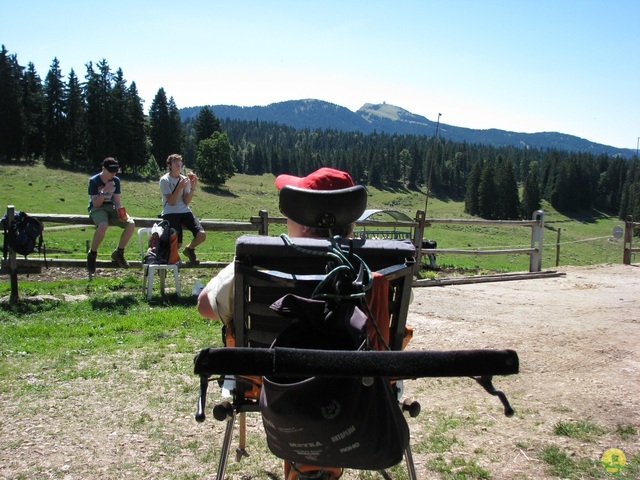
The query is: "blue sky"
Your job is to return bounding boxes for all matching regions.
[2,0,638,149]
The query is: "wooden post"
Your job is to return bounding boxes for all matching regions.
[529,210,544,272]
[7,206,19,303]
[555,228,561,267]
[413,210,426,276]
[623,216,633,265]
[258,210,269,236]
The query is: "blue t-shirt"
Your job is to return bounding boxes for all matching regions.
[88,174,121,211]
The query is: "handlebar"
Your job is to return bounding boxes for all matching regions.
[193,347,519,378]
[194,347,519,422]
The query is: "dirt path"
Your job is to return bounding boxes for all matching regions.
[403,263,640,478]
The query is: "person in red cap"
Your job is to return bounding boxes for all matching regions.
[198,166,357,324]
[198,167,354,480]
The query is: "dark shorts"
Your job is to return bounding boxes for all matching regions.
[162,212,203,244]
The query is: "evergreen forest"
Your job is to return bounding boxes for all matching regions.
[2,46,639,222]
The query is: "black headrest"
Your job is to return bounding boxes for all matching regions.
[279,185,367,229]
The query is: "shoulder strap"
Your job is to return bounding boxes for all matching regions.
[1,215,7,260]
[171,175,184,194]
[162,175,183,208]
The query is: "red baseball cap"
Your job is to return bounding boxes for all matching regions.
[275,167,355,191]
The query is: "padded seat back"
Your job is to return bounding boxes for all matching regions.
[232,235,416,351]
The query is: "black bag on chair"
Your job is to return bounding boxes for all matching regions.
[259,294,410,470]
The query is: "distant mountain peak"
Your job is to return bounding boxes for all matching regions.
[358,102,433,127]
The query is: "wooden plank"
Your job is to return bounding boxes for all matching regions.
[1,258,229,271]
[413,270,565,287]
[28,213,265,231]
[425,248,537,255]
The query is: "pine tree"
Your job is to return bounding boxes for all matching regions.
[167,96,183,155]
[149,88,171,167]
[109,68,129,168]
[478,159,498,219]
[194,106,222,143]
[0,46,25,161]
[495,156,521,219]
[85,60,112,167]
[43,57,66,166]
[464,160,482,216]
[124,81,148,174]
[65,69,88,167]
[21,62,45,159]
[521,161,541,218]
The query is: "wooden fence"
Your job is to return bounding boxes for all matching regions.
[3,205,550,302]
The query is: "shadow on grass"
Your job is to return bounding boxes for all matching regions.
[553,207,619,224]
[90,292,198,311]
[201,185,238,198]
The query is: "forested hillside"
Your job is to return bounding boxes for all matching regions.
[2,45,639,222]
[213,118,639,220]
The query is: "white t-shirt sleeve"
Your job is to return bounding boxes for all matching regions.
[203,263,235,326]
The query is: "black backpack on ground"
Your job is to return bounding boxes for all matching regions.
[2,211,45,259]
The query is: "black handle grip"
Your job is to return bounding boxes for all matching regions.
[194,347,519,378]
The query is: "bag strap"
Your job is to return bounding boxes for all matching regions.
[171,175,184,194]
[1,215,8,260]
[162,175,184,208]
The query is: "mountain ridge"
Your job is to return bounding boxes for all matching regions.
[180,99,634,157]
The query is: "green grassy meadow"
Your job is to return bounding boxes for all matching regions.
[1,162,631,272]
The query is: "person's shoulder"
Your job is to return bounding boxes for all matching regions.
[89,173,100,182]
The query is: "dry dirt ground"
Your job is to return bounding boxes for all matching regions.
[1,263,638,479]
[402,263,640,479]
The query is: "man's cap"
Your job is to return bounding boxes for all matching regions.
[103,158,120,173]
[275,167,355,191]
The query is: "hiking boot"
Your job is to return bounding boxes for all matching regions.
[182,247,200,265]
[87,251,97,274]
[111,248,130,268]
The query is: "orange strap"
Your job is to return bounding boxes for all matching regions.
[366,272,391,351]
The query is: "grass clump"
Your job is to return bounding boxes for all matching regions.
[427,455,490,479]
[540,445,602,478]
[552,419,605,441]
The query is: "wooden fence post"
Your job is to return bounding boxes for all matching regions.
[623,215,633,265]
[259,210,269,236]
[6,206,19,303]
[413,210,426,275]
[529,210,544,272]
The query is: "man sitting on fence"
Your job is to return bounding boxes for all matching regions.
[86,158,136,274]
[159,153,206,265]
